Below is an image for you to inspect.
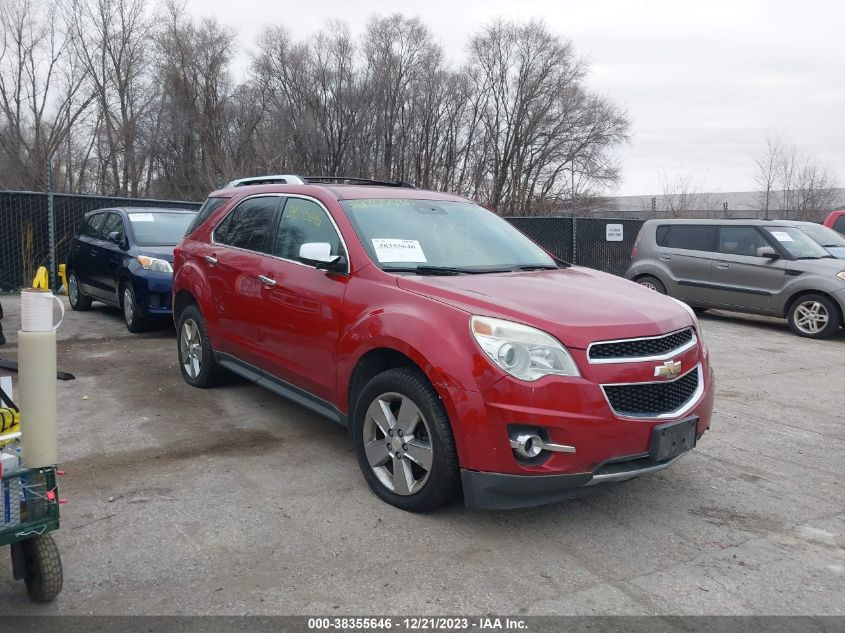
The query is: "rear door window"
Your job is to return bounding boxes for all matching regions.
[214,196,279,253]
[661,225,717,251]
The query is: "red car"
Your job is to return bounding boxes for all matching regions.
[172,176,714,511]
[823,210,845,236]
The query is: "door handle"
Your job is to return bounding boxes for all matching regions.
[716,263,730,270]
[258,274,276,287]
[204,255,218,266]
[659,255,671,261]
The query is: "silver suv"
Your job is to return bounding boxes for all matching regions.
[625,219,845,339]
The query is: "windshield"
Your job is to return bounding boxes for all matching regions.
[763,226,832,259]
[797,224,845,248]
[128,212,197,246]
[341,199,557,273]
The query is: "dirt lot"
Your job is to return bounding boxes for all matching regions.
[0,294,842,615]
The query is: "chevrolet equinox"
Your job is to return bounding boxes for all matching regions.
[172,176,714,511]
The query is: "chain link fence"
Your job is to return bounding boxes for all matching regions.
[506,216,645,276]
[0,191,201,291]
[1,186,833,291]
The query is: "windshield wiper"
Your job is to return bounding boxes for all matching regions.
[507,264,561,271]
[383,265,486,276]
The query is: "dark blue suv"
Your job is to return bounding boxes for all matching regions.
[66,207,197,332]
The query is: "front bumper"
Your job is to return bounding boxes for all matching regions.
[131,271,174,318]
[462,452,691,510]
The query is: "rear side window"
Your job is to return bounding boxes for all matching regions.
[81,213,106,239]
[185,197,229,236]
[215,196,279,253]
[661,225,716,251]
[835,216,845,234]
[272,198,344,263]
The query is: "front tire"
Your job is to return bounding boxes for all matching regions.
[787,294,841,339]
[22,534,63,603]
[352,367,459,512]
[177,305,226,387]
[121,282,147,333]
[67,270,92,311]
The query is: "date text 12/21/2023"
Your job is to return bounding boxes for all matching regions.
[307,617,528,630]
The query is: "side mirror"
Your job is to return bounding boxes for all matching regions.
[757,246,779,259]
[107,231,126,248]
[299,242,345,272]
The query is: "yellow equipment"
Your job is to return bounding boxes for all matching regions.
[32,267,49,290]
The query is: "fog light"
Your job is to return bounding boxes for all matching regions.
[512,433,543,458]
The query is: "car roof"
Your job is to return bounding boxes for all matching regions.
[645,218,817,226]
[206,183,470,203]
[84,207,197,217]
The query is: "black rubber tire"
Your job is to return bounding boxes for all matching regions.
[637,275,667,294]
[22,534,63,603]
[176,304,227,388]
[67,269,92,311]
[121,281,148,333]
[352,367,460,512]
[787,293,842,339]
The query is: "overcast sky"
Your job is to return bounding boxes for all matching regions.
[184,0,844,197]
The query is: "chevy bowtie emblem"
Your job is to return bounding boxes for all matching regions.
[654,360,682,379]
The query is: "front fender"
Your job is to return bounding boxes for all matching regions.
[173,260,220,342]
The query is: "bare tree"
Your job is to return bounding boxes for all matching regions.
[66,0,157,196]
[658,169,710,217]
[466,19,629,214]
[0,0,92,189]
[754,135,783,215]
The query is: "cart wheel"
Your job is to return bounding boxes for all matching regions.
[22,534,63,602]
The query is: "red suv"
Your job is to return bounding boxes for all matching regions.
[824,210,845,236]
[173,176,714,511]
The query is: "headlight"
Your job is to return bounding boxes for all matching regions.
[136,256,173,273]
[837,271,845,282]
[470,316,580,381]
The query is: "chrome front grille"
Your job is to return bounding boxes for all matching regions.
[602,365,703,419]
[588,328,696,363]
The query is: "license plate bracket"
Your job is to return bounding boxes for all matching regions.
[650,417,697,462]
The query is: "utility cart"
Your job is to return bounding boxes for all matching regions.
[1,465,63,602]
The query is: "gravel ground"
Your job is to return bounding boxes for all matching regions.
[0,295,842,615]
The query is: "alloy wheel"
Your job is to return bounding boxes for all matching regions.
[794,300,829,335]
[362,392,434,496]
[639,281,658,291]
[123,288,134,325]
[180,318,202,379]
[69,274,79,304]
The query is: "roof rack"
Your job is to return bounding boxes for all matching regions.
[225,175,306,187]
[304,176,415,189]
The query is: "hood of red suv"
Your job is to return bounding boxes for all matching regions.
[397,266,694,349]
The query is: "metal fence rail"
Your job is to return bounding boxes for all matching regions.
[0,191,201,291]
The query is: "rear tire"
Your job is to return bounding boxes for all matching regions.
[22,534,63,603]
[637,275,666,294]
[67,270,92,311]
[177,304,226,387]
[352,367,459,512]
[787,294,841,339]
